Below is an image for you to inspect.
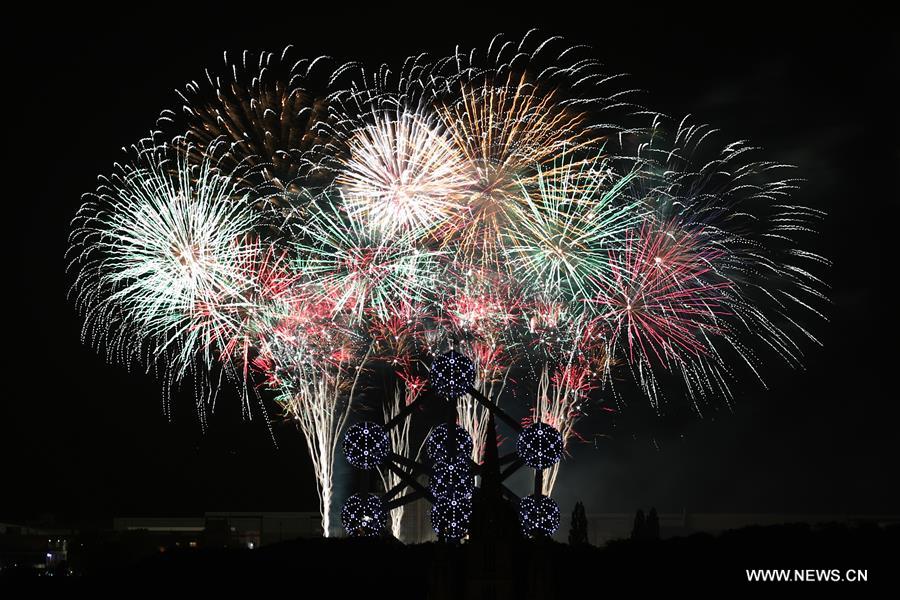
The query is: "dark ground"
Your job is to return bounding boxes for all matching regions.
[4,522,895,593]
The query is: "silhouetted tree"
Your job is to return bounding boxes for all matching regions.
[631,509,645,540]
[646,507,660,541]
[568,501,588,546]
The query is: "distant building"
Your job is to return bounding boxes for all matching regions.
[112,511,322,550]
[0,522,75,575]
[203,512,322,548]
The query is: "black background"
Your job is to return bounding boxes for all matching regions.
[3,6,898,526]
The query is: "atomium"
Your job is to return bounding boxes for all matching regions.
[516,422,563,470]
[519,494,560,537]
[430,495,472,540]
[342,421,390,470]
[426,422,474,462]
[341,493,387,537]
[430,350,476,400]
[429,455,475,501]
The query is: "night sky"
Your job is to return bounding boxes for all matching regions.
[4,7,898,527]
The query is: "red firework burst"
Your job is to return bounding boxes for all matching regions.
[588,221,733,367]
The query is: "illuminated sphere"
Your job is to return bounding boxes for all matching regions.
[429,456,475,501]
[516,422,563,469]
[430,495,472,540]
[430,350,475,400]
[519,494,560,537]
[342,421,390,470]
[341,493,386,537]
[426,423,474,462]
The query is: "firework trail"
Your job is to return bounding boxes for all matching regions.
[424,267,521,462]
[254,296,373,536]
[378,370,426,540]
[366,305,429,539]
[530,358,598,495]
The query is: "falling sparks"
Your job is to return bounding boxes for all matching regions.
[69,32,829,536]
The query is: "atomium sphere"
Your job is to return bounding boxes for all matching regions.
[430,350,475,400]
[519,494,560,537]
[516,422,563,469]
[426,422,474,462]
[430,495,472,540]
[341,493,386,537]
[342,421,390,470]
[429,456,475,501]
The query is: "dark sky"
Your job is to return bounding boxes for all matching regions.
[4,7,898,526]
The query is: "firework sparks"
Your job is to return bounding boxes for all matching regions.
[503,155,645,305]
[530,358,598,495]
[68,142,259,415]
[294,197,442,322]
[68,33,829,534]
[378,368,426,540]
[254,296,373,536]
[165,48,336,211]
[433,31,634,265]
[589,221,731,366]
[337,108,473,236]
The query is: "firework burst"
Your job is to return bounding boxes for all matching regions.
[589,221,730,365]
[68,142,259,399]
[68,33,829,537]
[165,48,335,207]
[336,108,473,236]
[595,114,830,408]
[293,197,442,322]
[433,32,636,264]
[503,154,645,306]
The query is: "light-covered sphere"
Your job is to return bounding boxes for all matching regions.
[426,422,474,462]
[430,495,472,540]
[516,422,563,469]
[430,350,475,400]
[342,421,390,470]
[341,493,386,537]
[429,455,475,501]
[519,494,560,537]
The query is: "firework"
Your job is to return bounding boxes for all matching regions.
[166,48,335,206]
[424,268,521,462]
[595,114,830,409]
[337,108,473,236]
[378,369,426,540]
[530,357,598,495]
[503,154,645,306]
[68,141,260,418]
[68,33,829,533]
[433,32,636,265]
[293,197,442,322]
[254,296,373,536]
